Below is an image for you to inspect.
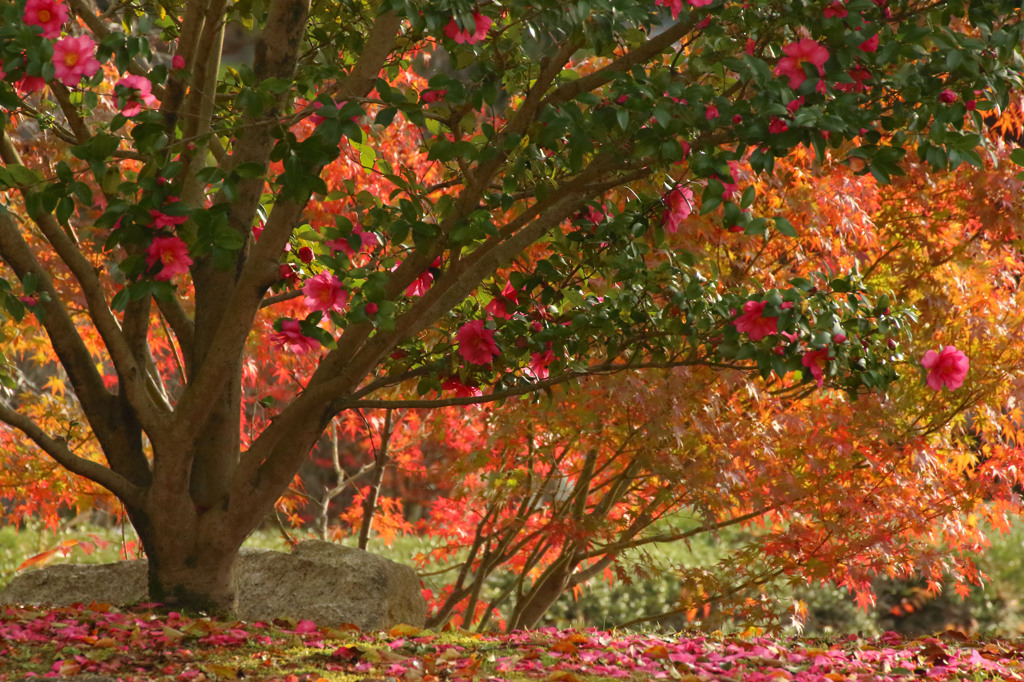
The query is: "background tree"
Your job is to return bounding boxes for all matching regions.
[0,0,1021,613]
[312,131,1024,632]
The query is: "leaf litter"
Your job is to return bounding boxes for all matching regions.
[2,603,1023,681]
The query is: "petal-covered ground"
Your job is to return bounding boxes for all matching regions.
[1,604,1022,681]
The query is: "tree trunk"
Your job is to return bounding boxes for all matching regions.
[147,543,240,614]
[130,485,249,614]
[508,556,575,630]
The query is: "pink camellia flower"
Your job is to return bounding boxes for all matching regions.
[23,0,69,39]
[583,204,606,224]
[307,100,348,125]
[656,0,683,18]
[802,348,829,388]
[145,235,192,281]
[662,186,694,234]
[443,11,492,45]
[302,271,347,313]
[148,208,188,230]
[690,0,715,6]
[421,89,447,104]
[824,1,848,18]
[406,269,434,297]
[768,117,789,134]
[456,319,500,365]
[485,281,519,319]
[17,75,47,93]
[52,35,101,87]
[271,318,320,354]
[172,54,186,70]
[328,225,379,258]
[774,38,830,89]
[705,104,719,120]
[939,89,957,104]
[921,346,969,391]
[709,173,740,201]
[734,300,778,341]
[115,75,157,117]
[527,348,555,381]
[400,256,441,297]
[847,65,872,92]
[442,376,482,397]
[858,34,879,53]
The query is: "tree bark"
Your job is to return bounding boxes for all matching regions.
[132,495,246,614]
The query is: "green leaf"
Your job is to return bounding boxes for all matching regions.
[6,165,42,188]
[111,288,130,312]
[774,217,797,237]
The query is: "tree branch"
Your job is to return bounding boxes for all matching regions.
[0,402,144,508]
[175,7,401,442]
[544,15,701,108]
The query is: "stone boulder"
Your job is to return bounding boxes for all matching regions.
[0,540,426,631]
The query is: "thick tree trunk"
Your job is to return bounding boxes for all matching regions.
[147,544,239,613]
[129,484,249,614]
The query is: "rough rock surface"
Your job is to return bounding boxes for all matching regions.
[0,540,426,631]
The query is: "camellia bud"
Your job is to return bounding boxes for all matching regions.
[365,302,378,314]
[297,246,314,263]
[834,333,846,343]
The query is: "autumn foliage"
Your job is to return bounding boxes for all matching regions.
[0,0,1022,625]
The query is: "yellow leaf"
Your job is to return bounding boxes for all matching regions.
[43,375,65,397]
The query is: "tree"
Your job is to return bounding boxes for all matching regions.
[0,0,1021,613]
[328,136,1024,632]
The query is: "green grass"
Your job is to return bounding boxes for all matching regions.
[3,515,1024,638]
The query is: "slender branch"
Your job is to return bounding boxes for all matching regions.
[578,504,786,562]
[0,137,164,431]
[155,296,194,375]
[49,83,91,145]
[544,15,701,108]
[357,408,393,550]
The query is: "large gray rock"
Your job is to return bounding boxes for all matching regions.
[0,540,426,631]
